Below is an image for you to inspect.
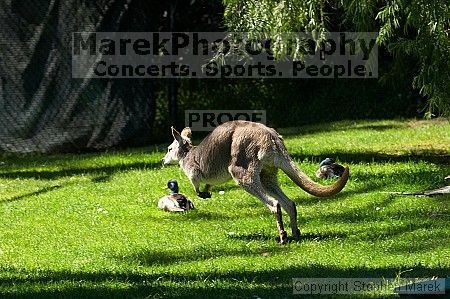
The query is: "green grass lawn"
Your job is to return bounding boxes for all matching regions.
[0,119,449,298]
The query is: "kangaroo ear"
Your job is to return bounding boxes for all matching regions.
[180,127,192,140]
[171,126,183,143]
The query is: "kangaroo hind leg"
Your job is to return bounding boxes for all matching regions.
[229,165,288,244]
[261,170,300,240]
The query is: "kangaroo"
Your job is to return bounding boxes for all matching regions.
[162,120,349,244]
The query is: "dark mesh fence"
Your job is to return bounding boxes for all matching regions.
[0,0,156,153]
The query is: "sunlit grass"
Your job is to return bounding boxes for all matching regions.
[0,119,449,298]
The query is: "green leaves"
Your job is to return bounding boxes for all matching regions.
[223,0,450,116]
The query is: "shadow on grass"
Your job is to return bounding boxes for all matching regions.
[290,151,450,165]
[90,175,112,183]
[226,231,348,243]
[0,161,161,181]
[1,264,449,299]
[226,232,278,242]
[116,242,288,267]
[277,122,406,137]
[351,124,405,132]
[0,185,63,204]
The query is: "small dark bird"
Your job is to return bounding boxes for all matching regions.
[316,158,346,179]
[168,179,179,194]
[158,179,195,212]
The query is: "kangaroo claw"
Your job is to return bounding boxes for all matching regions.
[292,228,301,241]
[279,231,288,244]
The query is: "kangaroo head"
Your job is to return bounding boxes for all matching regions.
[162,127,193,165]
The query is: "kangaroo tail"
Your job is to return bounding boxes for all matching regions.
[281,160,349,197]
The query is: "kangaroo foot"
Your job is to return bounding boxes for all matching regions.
[292,228,301,241]
[198,191,212,199]
[279,230,288,244]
